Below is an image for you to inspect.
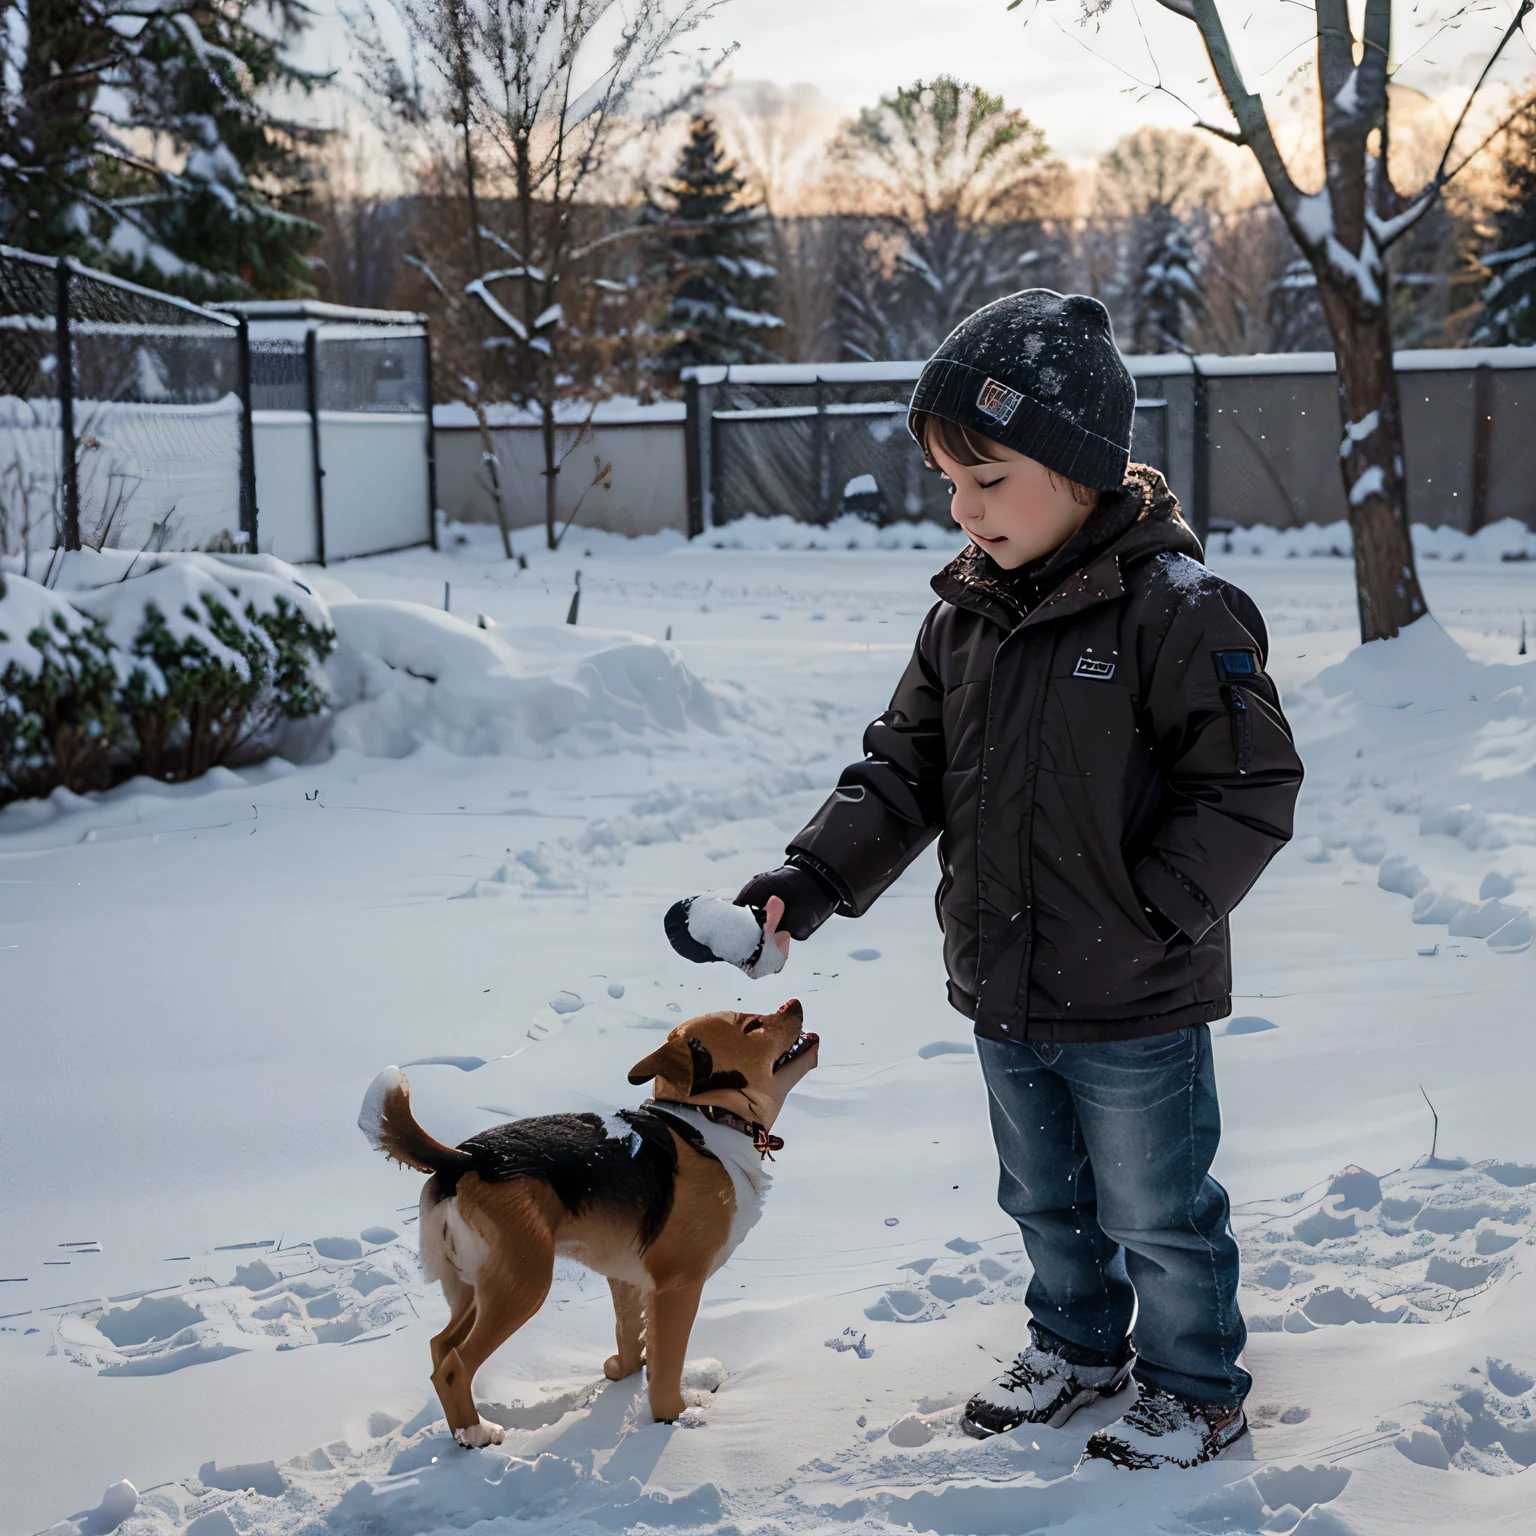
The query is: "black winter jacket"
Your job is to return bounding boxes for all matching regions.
[786,467,1304,1044]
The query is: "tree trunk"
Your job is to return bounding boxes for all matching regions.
[1316,283,1428,642]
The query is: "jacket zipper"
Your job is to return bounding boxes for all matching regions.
[1223,686,1252,775]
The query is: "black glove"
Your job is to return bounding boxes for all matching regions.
[734,860,841,942]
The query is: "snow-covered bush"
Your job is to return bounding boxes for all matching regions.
[0,575,124,804]
[72,562,335,782]
[0,555,334,797]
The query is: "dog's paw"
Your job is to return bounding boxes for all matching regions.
[453,1419,505,1448]
[604,1353,642,1381]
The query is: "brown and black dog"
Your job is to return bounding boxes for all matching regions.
[359,999,817,1444]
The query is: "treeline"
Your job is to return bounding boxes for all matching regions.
[299,78,1536,410]
[4,0,1532,399]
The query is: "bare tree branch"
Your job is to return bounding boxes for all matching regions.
[1431,0,1534,190]
[1153,0,1304,231]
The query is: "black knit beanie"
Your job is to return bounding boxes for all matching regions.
[907,289,1135,491]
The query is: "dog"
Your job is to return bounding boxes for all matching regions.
[358,998,818,1444]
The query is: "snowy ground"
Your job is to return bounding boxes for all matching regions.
[3,525,1535,1536]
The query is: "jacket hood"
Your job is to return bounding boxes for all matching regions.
[932,464,1203,626]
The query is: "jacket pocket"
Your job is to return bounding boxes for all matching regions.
[1220,685,1253,776]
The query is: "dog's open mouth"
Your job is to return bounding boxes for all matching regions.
[772,1031,819,1073]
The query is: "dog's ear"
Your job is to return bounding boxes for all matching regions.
[686,1036,749,1096]
[628,1036,692,1088]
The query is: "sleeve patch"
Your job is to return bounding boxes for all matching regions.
[1213,649,1258,684]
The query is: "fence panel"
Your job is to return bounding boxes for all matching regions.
[703,371,1168,528]
[312,325,433,560]
[0,246,248,555]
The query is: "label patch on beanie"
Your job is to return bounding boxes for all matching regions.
[976,376,1024,425]
[1073,656,1116,680]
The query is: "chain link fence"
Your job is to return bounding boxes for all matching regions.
[0,246,253,557]
[688,366,1169,531]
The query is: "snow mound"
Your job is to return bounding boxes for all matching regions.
[1289,618,1535,951]
[696,514,967,552]
[326,604,741,759]
[1313,615,1527,713]
[1210,516,1536,562]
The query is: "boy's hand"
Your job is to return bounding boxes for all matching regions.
[762,895,791,960]
[734,864,839,942]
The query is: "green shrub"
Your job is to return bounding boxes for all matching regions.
[0,576,124,805]
[111,580,336,782]
[2,559,338,798]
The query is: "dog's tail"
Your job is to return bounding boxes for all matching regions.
[359,1068,475,1177]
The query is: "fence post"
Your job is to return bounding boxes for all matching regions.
[700,377,717,529]
[55,259,80,550]
[1190,358,1210,548]
[683,375,704,538]
[423,325,439,549]
[304,326,327,565]
[813,375,828,524]
[1470,362,1494,534]
[235,316,259,551]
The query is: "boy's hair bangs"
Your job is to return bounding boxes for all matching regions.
[913,412,1004,468]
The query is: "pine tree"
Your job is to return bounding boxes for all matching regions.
[1132,204,1205,352]
[0,0,323,298]
[1476,99,1536,346]
[646,116,782,375]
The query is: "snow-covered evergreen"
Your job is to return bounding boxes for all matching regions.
[1475,100,1536,346]
[1132,206,1205,353]
[645,115,783,376]
[0,0,323,298]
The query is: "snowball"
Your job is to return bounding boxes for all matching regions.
[685,894,764,965]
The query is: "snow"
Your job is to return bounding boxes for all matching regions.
[3,534,1536,1536]
[1349,465,1386,507]
[434,399,687,428]
[1207,517,1536,563]
[324,601,741,759]
[1340,411,1380,457]
[0,574,95,681]
[682,893,763,965]
[688,350,1536,386]
[1293,190,1335,248]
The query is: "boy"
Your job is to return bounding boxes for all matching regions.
[729,290,1303,1468]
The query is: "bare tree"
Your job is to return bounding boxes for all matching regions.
[1070,0,1536,641]
[350,0,724,549]
[825,77,1068,360]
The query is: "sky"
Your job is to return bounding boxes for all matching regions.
[305,0,1536,177]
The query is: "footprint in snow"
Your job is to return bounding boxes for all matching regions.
[1223,1015,1277,1035]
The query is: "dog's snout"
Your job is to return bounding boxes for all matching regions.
[777,997,802,1019]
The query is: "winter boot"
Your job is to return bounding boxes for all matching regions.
[1078,1385,1248,1469]
[962,1344,1135,1437]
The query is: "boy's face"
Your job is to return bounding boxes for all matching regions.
[930,437,1097,569]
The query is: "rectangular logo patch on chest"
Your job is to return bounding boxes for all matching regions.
[1073,656,1116,680]
[976,377,1024,425]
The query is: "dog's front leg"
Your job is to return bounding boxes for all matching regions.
[605,1279,645,1381]
[643,1277,705,1423]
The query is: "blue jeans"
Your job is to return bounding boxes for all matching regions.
[976,1027,1250,1406]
